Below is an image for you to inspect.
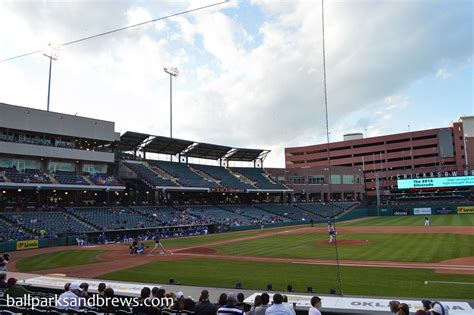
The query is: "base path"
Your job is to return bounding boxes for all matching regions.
[7,225,474,278]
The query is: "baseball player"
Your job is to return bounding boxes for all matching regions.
[148,235,169,255]
[328,222,337,243]
[424,216,430,227]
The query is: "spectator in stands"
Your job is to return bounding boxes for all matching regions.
[389,301,400,315]
[236,293,251,313]
[397,303,409,315]
[195,289,217,315]
[97,282,106,297]
[266,294,293,315]
[80,282,89,298]
[134,287,160,315]
[282,295,296,315]
[254,293,270,315]
[99,287,131,313]
[56,282,85,311]
[250,295,262,315]
[64,282,71,291]
[308,296,322,315]
[5,277,28,298]
[216,293,228,309]
[217,293,245,315]
[415,300,431,315]
[431,302,450,315]
[0,273,7,288]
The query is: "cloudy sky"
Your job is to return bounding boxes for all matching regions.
[0,0,472,167]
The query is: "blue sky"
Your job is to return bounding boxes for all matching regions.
[0,0,472,167]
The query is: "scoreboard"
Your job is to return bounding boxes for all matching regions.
[397,176,474,189]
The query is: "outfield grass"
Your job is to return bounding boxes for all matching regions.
[339,214,474,226]
[16,250,105,272]
[213,233,474,262]
[98,258,474,300]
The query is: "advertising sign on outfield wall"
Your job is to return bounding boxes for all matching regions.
[435,207,454,214]
[16,240,39,250]
[457,206,474,214]
[413,208,432,215]
[393,209,408,216]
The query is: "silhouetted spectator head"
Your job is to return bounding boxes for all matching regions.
[261,293,270,306]
[104,287,115,298]
[141,287,151,299]
[397,303,409,315]
[98,283,106,295]
[200,289,210,302]
[282,295,288,303]
[218,293,228,305]
[253,295,262,307]
[64,282,71,291]
[237,293,245,303]
[389,301,400,313]
[273,294,283,305]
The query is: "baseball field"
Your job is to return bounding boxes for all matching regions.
[9,214,474,300]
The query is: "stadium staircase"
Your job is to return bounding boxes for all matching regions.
[64,209,101,230]
[188,166,221,187]
[227,169,258,188]
[148,164,181,186]
[252,204,293,221]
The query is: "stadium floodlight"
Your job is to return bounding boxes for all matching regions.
[42,43,60,112]
[164,66,179,140]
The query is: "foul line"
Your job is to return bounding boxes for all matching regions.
[424,281,474,285]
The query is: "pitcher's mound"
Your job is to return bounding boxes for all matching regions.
[317,240,370,246]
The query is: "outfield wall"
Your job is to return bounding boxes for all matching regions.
[366,204,474,216]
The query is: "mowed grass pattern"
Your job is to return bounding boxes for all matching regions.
[98,258,474,299]
[16,250,105,272]
[213,233,474,262]
[339,214,474,226]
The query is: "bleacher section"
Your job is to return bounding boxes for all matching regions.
[89,173,122,186]
[150,160,219,189]
[296,202,357,217]
[124,162,177,187]
[219,205,291,224]
[183,205,253,226]
[1,168,52,184]
[0,218,32,241]
[0,211,94,236]
[232,167,287,190]
[54,171,88,185]
[67,207,157,230]
[255,204,321,221]
[191,164,253,191]
[134,206,210,226]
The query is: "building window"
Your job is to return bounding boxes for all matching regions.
[330,175,341,184]
[342,175,354,184]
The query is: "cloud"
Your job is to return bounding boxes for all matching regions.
[0,0,472,168]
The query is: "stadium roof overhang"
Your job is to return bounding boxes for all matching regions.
[143,136,194,155]
[184,143,232,160]
[117,131,151,151]
[118,131,270,163]
[226,148,269,162]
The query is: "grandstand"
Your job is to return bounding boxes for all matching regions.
[232,167,287,190]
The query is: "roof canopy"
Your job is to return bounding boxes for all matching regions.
[227,148,267,162]
[117,131,150,151]
[186,142,232,160]
[118,132,268,162]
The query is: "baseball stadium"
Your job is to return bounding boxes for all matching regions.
[0,1,473,315]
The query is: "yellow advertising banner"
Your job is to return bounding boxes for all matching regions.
[16,239,39,250]
[457,206,474,214]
